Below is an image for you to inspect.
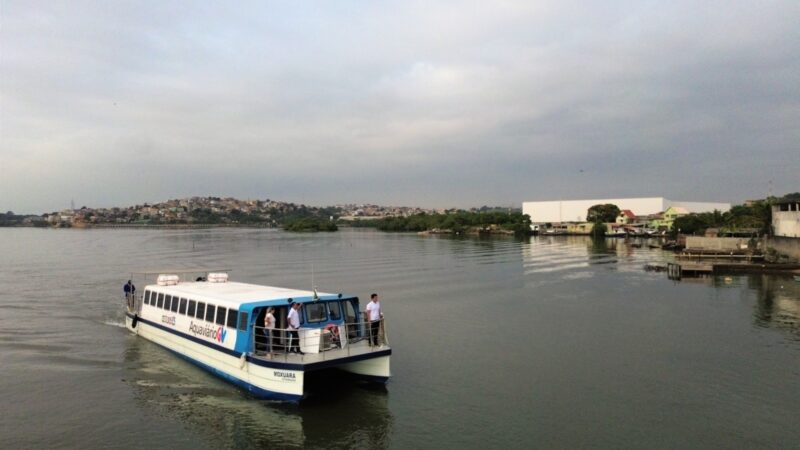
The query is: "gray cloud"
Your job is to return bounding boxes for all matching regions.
[1,0,798,213]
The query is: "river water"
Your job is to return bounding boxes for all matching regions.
[1,228,798,448]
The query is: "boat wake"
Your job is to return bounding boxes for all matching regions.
[103,319,127,329]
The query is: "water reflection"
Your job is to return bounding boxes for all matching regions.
[122,338,393,448]
[750,275,800,336]
[521,236,664,280]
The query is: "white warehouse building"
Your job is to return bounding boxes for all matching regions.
[522,197,731,224]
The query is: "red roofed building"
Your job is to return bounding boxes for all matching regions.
[616,209,636,224]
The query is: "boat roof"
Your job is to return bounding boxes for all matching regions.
[146,281,347,308]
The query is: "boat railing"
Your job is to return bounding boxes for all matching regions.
[250,318,388,360]
[342,318,389,347]
[125,292,142,314]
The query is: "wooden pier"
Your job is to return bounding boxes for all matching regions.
[667,262,800,280]
[676,252,764,261]
[667,262,713,280]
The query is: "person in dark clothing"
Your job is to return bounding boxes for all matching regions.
[124,280,136,310]
[123,280,136,297]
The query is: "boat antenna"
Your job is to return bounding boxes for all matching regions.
[312,264,319,301]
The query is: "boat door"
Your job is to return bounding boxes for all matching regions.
[274,305,289,350]
[343,298,359,338]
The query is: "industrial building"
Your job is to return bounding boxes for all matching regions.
[522,197,731,224]
[772,199,800,238]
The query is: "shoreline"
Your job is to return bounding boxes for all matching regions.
[0,223,275,229]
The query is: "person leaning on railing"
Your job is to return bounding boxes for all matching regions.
[365,293,383,346]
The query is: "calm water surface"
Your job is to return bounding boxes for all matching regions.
[1,228,799,448]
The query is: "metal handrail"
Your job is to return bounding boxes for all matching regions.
[125,292,139,314]
[250,318,388,360]
[342,318,389,347]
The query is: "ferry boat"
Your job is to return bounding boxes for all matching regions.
[123,269,391,401]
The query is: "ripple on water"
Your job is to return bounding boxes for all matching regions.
[1,229,799,448]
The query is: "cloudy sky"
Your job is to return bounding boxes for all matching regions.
[1,1,798,213]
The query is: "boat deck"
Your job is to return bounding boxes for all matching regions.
[251,338,389,367]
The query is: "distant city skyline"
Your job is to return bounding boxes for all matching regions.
[2,1,799,214]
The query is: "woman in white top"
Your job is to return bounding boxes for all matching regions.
[264,307,276,354]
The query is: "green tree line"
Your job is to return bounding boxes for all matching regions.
[283,217,338,232]
[350,211,532,235]
[672,193,799,236]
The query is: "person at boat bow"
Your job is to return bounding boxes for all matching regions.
[123,280,136,310]
[123,280,136,297]
[366,293,382,346]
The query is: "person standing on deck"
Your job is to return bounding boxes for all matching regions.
[287,303,304,354]
[263,307,276,355]
[123,280,135,298]
[365,293,382,346]
[123,280,135,309]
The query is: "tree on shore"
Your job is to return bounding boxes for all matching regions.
[363,211,532,235]
[283,217,337,232]
[591,221,607,239]
[670,194,796,236]
[586,204,620,223]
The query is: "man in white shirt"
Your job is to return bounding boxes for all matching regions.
[365,293,382,346]
[287,302,304,354]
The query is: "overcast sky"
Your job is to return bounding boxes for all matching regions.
[1,1,798,214]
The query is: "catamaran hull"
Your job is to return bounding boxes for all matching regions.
[338,355,391,382]
[126,313,390,401]
[128,313,304,400]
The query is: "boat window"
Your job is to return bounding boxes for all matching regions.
[179,298,187,315]
[196,302,206,319]
[156,293,164,309]
[227,309,238,329]
[164,295,172,310]
[215,306,226,326]
[170,297,179,312]
[343,299,357,338]
[305,303,327,323]
[238,312,248,331]
[328,301,341,320]
[187,299,196,317]
[205,304,215,323]
[275,306,288,330]
[144,291,151,305]
[343,299,356,324]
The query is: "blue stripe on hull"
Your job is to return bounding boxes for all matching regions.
[166,345,302,402]
[128,316,302,402]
